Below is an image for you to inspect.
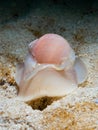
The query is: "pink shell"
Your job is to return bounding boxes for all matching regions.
[30,34,71,64]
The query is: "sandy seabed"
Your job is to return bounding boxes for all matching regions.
[0,1,98,129]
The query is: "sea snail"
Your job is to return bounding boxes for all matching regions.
[15,34,87,102]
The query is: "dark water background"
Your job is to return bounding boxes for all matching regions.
[0,0,98,24]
